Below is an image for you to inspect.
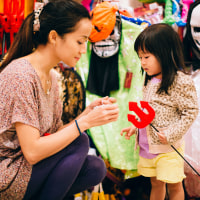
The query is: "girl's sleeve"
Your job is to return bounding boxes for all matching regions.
[0,72,40,133]
[165,75,199,144]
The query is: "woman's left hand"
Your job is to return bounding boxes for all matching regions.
[89,96,116,110]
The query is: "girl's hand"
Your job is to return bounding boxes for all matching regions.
[120,126,136,140]
[157,130,168,144]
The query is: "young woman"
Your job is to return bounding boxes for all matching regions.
[0,1,119,199]
[121,23,198,200]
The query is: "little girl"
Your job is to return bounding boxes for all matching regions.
[121,23,198,200]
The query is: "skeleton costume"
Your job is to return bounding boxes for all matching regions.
[86,13,122,96]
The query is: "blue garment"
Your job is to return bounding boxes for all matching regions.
[121,15,151,26]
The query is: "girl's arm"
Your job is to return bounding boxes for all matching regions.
[120,125,137,140]
[164,74,199,144]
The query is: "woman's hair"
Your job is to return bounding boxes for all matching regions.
[134,23,186,94]
[0,0,91,72]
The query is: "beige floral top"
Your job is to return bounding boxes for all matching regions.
[0,59,63,199]
[135,71,199,154]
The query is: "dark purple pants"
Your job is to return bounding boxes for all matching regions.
[23,133,107,200]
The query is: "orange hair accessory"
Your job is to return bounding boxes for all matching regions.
[89,2,118,43]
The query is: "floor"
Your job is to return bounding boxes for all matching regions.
[102,175,200,200]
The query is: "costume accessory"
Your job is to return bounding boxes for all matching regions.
[89,1,118,43]
[190,4,200,51]
[92,12,121,58]
[75,120,82,136]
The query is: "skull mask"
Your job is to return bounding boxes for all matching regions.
[92,13,121,58]
[190,4,200,51]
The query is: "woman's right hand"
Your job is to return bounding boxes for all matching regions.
[120,126,136,140]
[83,96,117,115]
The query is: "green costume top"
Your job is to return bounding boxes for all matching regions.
[76,19,144,178]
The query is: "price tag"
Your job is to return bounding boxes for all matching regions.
[124,71,133,88]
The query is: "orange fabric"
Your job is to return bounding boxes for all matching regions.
[89,2,118,43]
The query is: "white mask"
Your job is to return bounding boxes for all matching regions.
[92,13,121,58]
[190,4,200,51]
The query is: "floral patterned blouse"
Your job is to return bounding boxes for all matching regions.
[0,59,63,199]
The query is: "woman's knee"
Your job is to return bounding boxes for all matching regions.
[86,155,107,184]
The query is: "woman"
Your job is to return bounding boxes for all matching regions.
[0,0,119,199]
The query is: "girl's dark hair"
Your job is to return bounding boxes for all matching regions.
[1,0,91,72]
[134,23,186,94]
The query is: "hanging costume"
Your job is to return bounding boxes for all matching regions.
[183,1,200,197]
[76,18,144,178]
[53,64,86,125]
[184,69,200,198]
[86,13,121,97]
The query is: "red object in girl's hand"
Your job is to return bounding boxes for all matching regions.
[127,101,155,128]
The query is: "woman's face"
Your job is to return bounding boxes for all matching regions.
[54,18,92,67]
[138,49,162,79]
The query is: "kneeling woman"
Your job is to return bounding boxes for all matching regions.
[0,1,119,199]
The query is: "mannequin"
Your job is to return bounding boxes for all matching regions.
[183,0,200,71]
[183,1,200,198]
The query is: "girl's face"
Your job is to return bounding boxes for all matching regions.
[138,49,162,79]
[54,18,92,67]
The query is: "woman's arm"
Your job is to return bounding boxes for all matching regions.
[16,122,79,165]
[58,96,117,130]
[16,99,119,165]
